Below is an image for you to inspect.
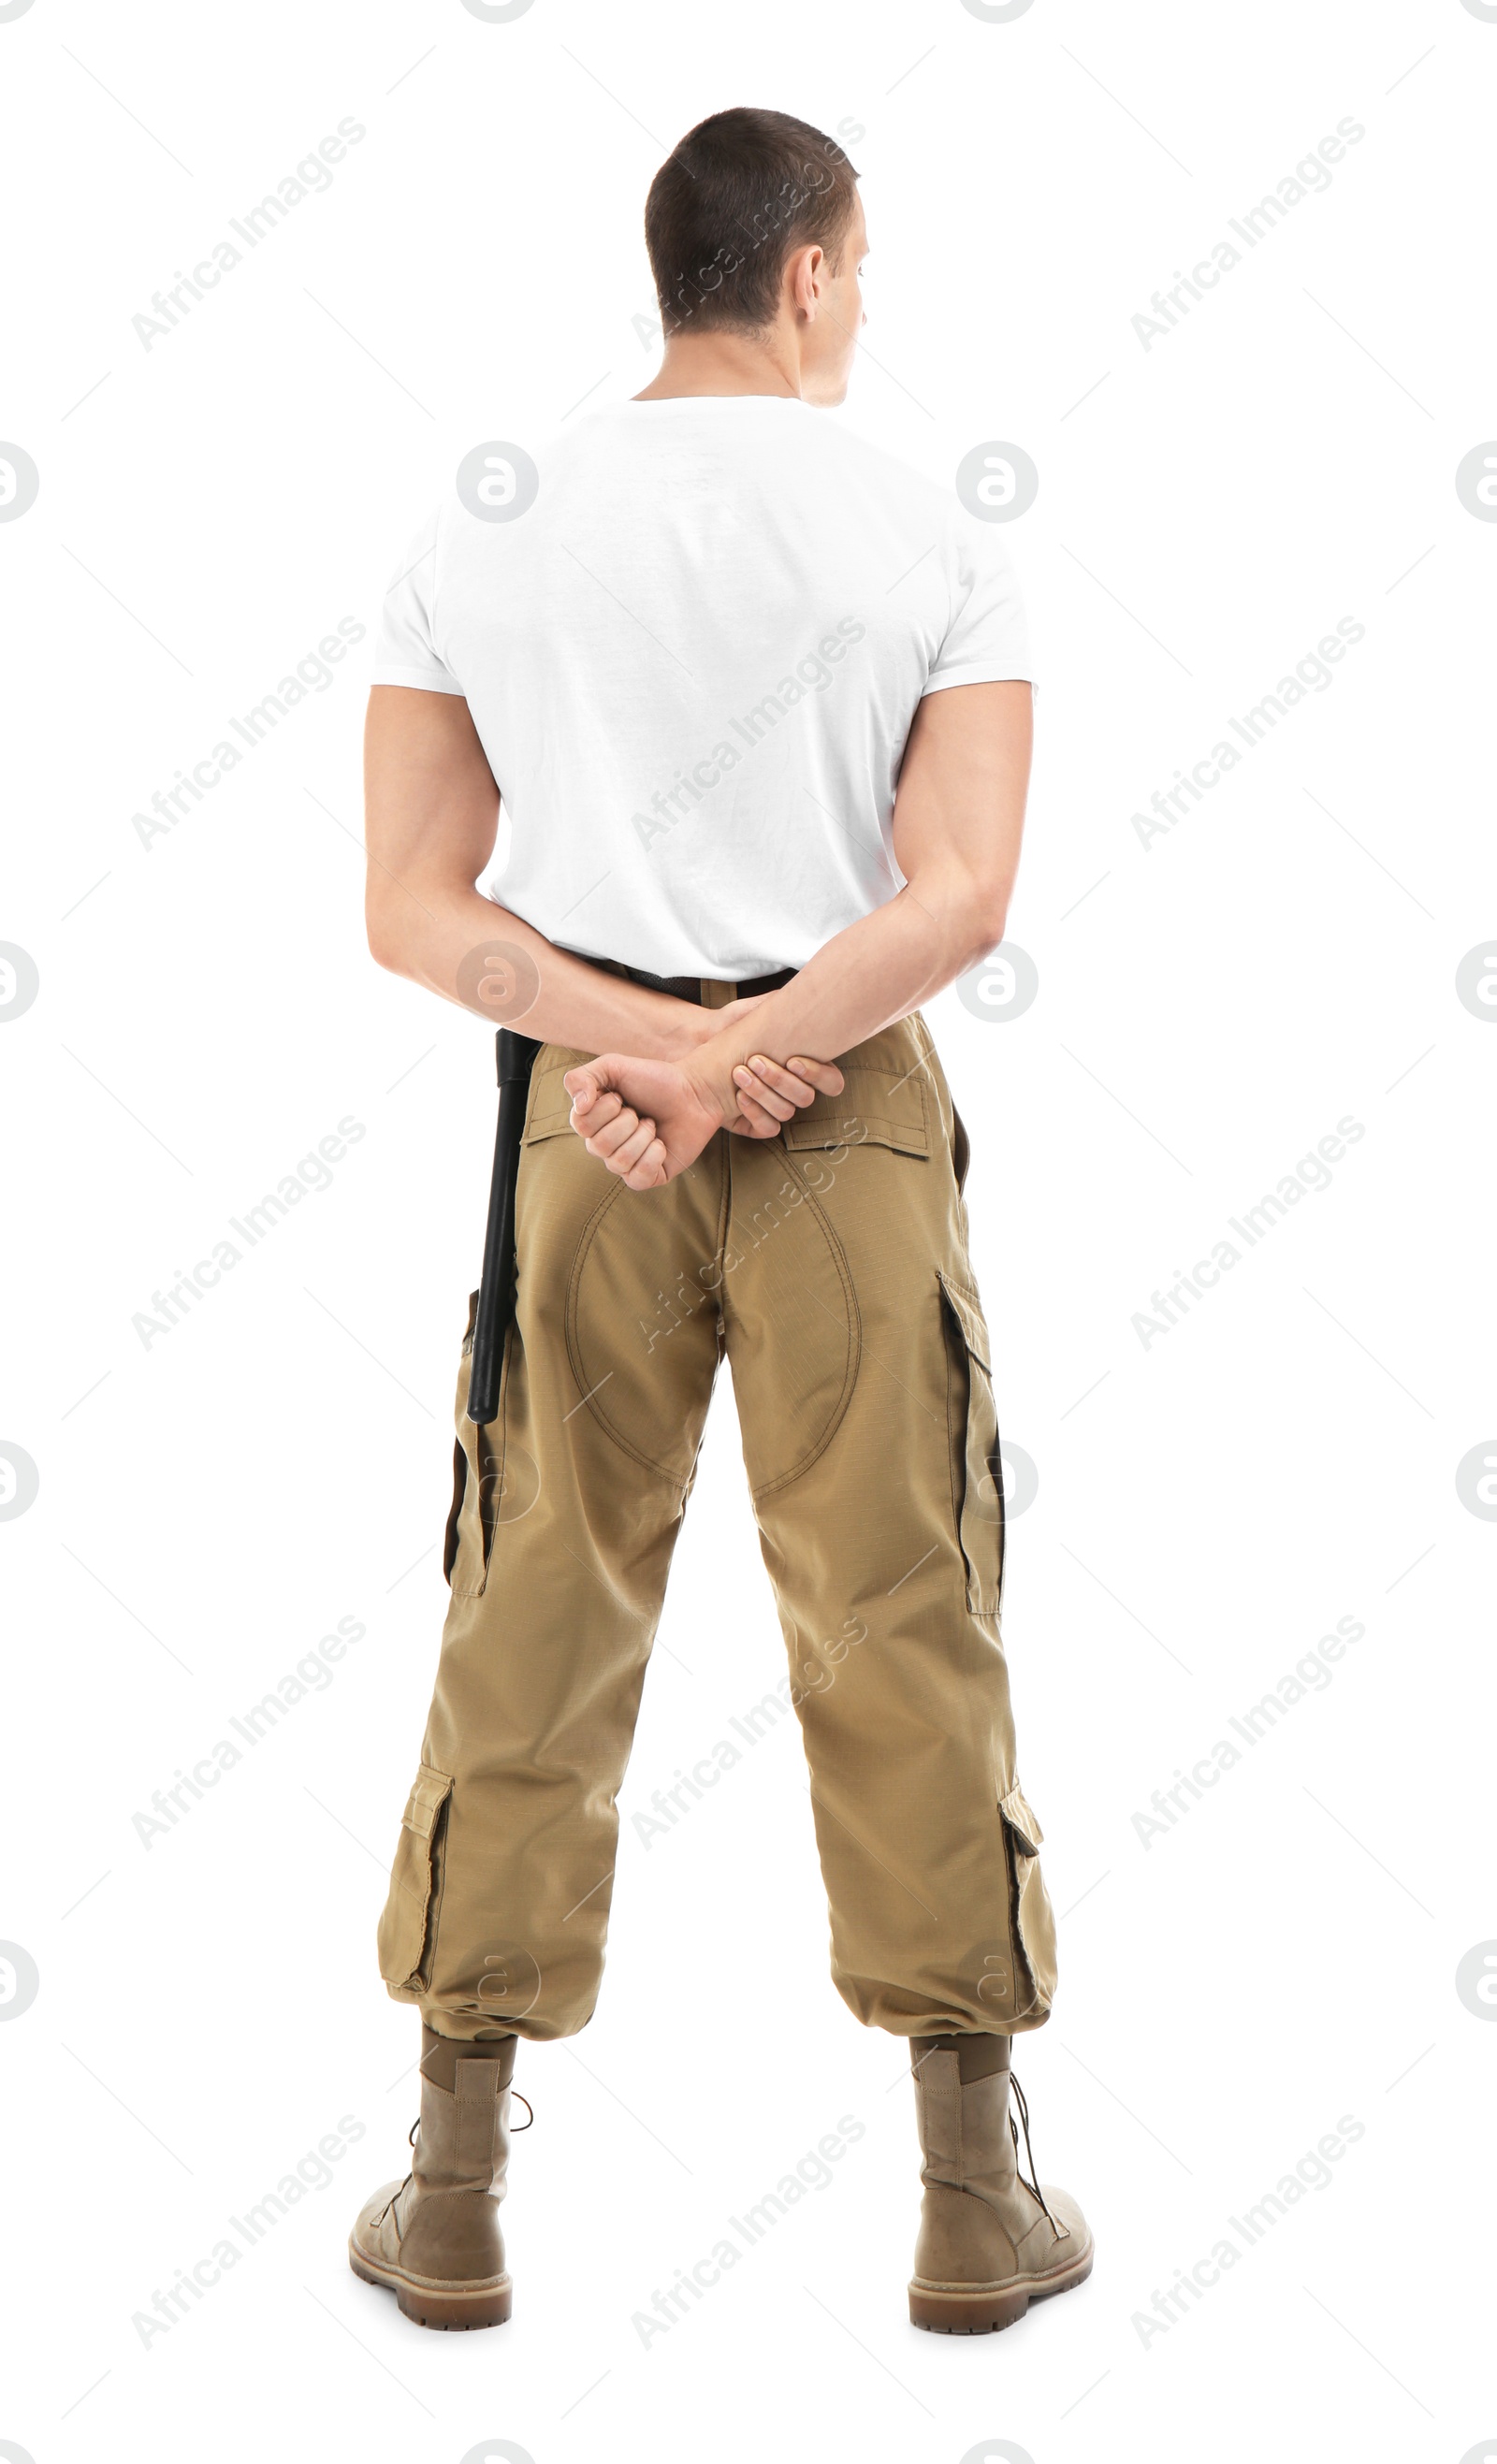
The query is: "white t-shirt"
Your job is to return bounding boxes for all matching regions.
[372,397,1032,979]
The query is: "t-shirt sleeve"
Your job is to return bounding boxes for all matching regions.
[923,516,1034,695]
[371,509,466,695]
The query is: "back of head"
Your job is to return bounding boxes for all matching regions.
[645,106,860,337]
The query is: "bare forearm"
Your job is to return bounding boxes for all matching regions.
[369,881,700,1061]
[687,866,1007,1100]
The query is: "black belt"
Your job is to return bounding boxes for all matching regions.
[466,955,794,1423]
[586,956,795,1005]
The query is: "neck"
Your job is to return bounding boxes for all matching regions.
[633,329,804,402]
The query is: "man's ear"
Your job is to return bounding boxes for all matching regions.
[786,243,824,321]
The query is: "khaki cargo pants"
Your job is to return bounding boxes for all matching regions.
[377,996,1058,2043]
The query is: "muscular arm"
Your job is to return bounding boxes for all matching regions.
[566,681,1032,1185]
[700,678,1033,1105]
[363,685,716,1060]
[364,684,841,1136]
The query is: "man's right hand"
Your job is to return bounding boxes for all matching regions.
[563,1053,724,1189]
[565,1040,847,1188]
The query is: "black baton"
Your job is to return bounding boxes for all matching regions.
[468,1028,541,1426]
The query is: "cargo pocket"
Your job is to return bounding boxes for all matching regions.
[446,1291,506,1598]
[997,1782,1057,2022]
[521,1044,588,1144]
[377,1762,454,1997]
[937,1268,1005,1616]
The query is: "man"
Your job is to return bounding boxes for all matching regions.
[349,105,1091,2338]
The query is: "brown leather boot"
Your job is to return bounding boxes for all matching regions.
[908,2033,1093,2332]
[349,2027,519,2328]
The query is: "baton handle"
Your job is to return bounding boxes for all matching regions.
[468,1029,541,1425]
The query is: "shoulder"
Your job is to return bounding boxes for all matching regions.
[792,412,957,515]
[810,419,1019,572]
[409,423,603,558]
[380,499,443,590]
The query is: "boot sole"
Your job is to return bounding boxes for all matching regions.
[348,2238,513,2330]
[908,2243,1094,2334]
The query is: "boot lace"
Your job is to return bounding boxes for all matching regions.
[1009,2070,1067,2241]
[375,2091,533,2225]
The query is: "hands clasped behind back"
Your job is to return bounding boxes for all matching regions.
[564,1042,846,1192]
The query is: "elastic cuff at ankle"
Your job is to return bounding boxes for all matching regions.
[911,2033,1010,2084]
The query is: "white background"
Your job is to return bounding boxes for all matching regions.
[2,1,1493,2459]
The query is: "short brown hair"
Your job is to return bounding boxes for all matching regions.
[645,108,860,337]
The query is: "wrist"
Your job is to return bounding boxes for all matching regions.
[680,1041,734,1126]
[652,1003,759,1068]
[638,995,709,1062]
